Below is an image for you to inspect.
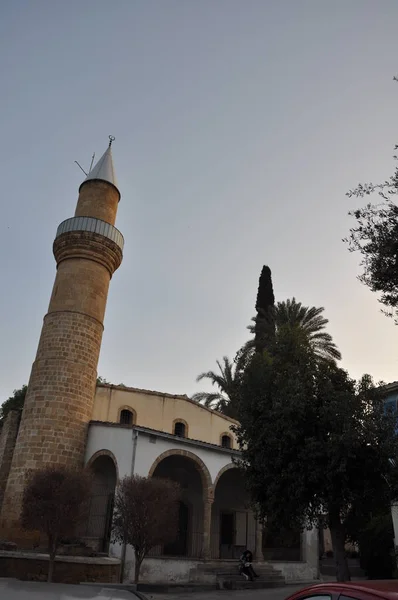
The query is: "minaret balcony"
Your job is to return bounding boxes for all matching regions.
[55,216,124,251]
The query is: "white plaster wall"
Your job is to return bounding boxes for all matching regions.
[133,433,234,483]
[86,424,235,484]
[85,424,133,478]
[301,528,319,580]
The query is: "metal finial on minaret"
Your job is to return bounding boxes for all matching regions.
[79,136,119,198]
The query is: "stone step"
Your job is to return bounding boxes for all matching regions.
[216,570,284,577]
[215,568,282,575]
[197,562,280,572]
[217,578,287,590]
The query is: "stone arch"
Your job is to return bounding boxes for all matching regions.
[213,463,236,492]
[84,449,118,553]
[86,449,119,485]
[148,449,213,500]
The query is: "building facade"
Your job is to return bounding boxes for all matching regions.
[82,383,319,583]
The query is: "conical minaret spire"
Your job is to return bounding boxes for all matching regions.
[81,135,119,198]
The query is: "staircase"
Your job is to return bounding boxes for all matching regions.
[190,561,286,590]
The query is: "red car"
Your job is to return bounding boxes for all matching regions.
[287,582,398,600]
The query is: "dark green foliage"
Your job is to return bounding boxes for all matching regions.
[0,385,27,423]
[191,353,246,419]
[345,197,398,323]
[254,266,275,353]
[358,512,395,579]
[234,327,320,531]
[345,126,398,323]
[255,266,275,313]
[243,299,341,364]
[234,327,398,581]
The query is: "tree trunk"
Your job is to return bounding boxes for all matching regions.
[329,516,350,582]
[48,549,56,583]
[134,550,144,584]
[47,535,57,583]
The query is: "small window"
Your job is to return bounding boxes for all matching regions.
[120,409,134,425]
[174,421,186,437]
[221,435,232,449]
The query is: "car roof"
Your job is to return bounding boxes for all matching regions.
[292,581,398,600]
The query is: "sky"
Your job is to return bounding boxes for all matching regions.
[1,0,398,402]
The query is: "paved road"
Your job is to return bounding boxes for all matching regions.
[0,579,316,600]
[150,583,310,600]
[0,578,134,599]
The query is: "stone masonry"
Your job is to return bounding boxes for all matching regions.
[0,410,21,514]
[0,164,123,541]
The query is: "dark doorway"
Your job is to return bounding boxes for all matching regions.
[84,455,117,553]
[220,511,235,558]
[164,501,189,556]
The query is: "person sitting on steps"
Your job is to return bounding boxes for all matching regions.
[239,549,259,581]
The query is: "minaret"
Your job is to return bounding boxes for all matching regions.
[0,137,123,540]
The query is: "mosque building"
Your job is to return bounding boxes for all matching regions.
[0,139,318,584]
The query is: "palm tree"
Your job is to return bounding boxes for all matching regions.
[243,298,341,363]
[191,354,245,419]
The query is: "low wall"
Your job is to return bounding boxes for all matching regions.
[132,557,319,585]
[140,557,201,584]
[271,561,318,583]
[0,551,120,584]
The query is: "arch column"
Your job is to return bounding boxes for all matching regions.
[203,491,214,560]
[254,518,264,561]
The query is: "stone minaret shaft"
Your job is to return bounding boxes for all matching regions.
[0,140,123,536]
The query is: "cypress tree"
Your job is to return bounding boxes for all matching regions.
[254,265,276,353]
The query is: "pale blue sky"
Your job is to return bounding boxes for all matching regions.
[1,0,398,401]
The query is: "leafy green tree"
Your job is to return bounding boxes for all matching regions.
[234,327,398,581]
[191,354,245,419]
[0,385,27,423]
[345,124,398,323]
[242,299,341,364]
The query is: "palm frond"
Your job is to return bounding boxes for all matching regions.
[246,298,341,364]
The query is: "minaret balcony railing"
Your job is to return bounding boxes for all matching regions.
[55,216,124,251]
